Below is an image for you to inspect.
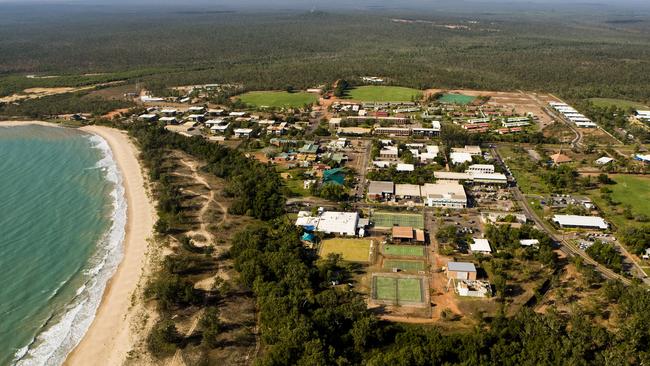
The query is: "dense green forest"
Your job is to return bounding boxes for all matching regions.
[1,6,649,102]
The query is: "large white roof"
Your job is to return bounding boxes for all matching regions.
[553,215,608,229]
[396,163,415,172]
[470,238,492,253]
[296,211,359,236]
[520,239,540,247]
[395,184,421,197]
[450,152,473,165]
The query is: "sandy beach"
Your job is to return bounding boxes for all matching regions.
[0,120,64,128]
[63,125,156,365]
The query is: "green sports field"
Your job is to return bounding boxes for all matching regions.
[238,91,317,108]
[374,276,423,302]
[437,93,476,105]
[372,212,424,229]
[383,259,425,271]
[320,238,371,262]
[346,86,421,102]
[588,98,648,110]
[384,245,425,257]
[589,175,650,228]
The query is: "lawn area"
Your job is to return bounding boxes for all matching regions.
[372,212,424,229]
[588,98,648,110]
[438,93,476,105]
[383,259,425,271]
[238,91,317,108]
[384,245,425,257]
[373,276,423,302]
[497,145,550,194]
[346,86,421,102]
[320,238,371,262]
[588,175,650,228]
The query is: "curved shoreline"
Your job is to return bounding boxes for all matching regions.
[63,126,155,365]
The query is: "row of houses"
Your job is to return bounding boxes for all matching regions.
[549,102,598,128]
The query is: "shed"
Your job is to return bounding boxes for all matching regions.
[447,262,477,280]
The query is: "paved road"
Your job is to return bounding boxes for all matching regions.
[491,146,632,285]
[354,140,372,198]
[524,91,582,148]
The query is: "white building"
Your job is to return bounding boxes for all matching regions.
[421,182,467,208]
[520,239,540,247]
[379,146,399,159]
[552,215,608,230]
[138,114,158,122]
[233,128,253,138]
[595,157,614,165]
[210,123,230,134]
[295,211,360,236]
[452,145,482,156]
[396,163,415,172]
[470,173,508,185]
[466,164,495,174]
[159,116,178,124]
[395,184,421,200]
[470,238,492,254]
[188,106,206,113]
[450,152,473,165]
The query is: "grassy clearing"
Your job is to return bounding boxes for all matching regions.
[346,86,421,102]
[497,145,549,194]
[588,175,650,228]
[438,93,476,105]
[384,245,425,257]
[238,91,317,108]
[383,259,425,271]
[320,238,371,262]
[372,212,424,229]
[588,98,648,110]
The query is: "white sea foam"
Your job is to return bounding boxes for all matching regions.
[13,133,127,366]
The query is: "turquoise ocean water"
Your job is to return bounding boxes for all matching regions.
[0,124,126,365]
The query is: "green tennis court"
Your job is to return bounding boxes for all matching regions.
[372,212,424,229]
[384,245,425,257]
[383,259,425,271]
[398,278,423,302]
[437,93,476,105]
[373,276,424,302]
[375,276,398,300]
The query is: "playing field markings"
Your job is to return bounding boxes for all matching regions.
[372,212,424,229]
[384,245,425,257]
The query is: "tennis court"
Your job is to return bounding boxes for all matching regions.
[383,259,425,271]
[437,93,476,105]
[384,245,425,257]
[372,212,424,229]
[373,275,424,303]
